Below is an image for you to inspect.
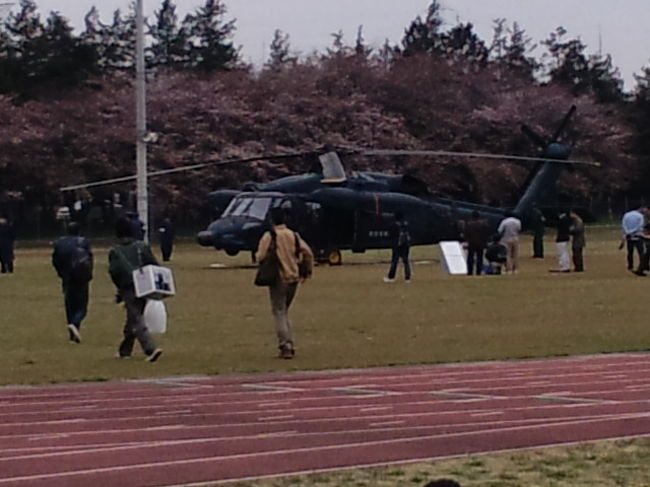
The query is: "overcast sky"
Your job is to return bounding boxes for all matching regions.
[8,0,650,90]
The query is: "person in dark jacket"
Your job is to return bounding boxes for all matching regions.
[463,210,491,275]
[569,210,586,272]
[52,222,93,343]
[384,212,412,282]
[126,211,146,241]
[531,205,546,258]
[158,217,175,262]
[108,217,162,361]
[0,214,15,274]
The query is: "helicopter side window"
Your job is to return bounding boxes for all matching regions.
[223,197,271,220]
[247,198,272,220]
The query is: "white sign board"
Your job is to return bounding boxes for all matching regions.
[439,241,467,275]
[133,265,176,299]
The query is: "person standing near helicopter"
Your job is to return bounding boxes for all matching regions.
[255,207,314,359]
[384,211,412,282]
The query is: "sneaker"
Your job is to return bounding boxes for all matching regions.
[383,277,395,283]
[405,279,412,283]
[145,348,163,362]
[279,343,295,359]
[67,324,81,343]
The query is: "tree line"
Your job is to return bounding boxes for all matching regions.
[0,0,649,234]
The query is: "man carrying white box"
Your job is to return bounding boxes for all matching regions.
[108,217,163,362]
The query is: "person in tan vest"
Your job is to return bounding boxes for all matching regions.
[255,207,314,359]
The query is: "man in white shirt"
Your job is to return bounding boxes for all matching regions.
[497,212,522,274]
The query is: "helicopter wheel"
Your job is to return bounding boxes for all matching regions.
[327,249,342,266]
[225,248,239,257]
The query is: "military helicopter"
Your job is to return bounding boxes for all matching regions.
[195,105,597,264]
[61,105,596,264]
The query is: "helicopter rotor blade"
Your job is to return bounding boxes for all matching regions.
[351,148,600,166]
[520,124,548,149]
[551,104,577,142]
[59,151,316,192]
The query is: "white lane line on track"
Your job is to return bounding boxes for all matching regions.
[0,412,641,458]
[430,391,507,400]
[360,407,392,413]
[370,421,404,427]
[534,394,616,405]
[470,411,504,418]
[258,402,291,408]
[3,412,650,485]
[154,410,192,416]
[241,384,304,393]
[331,386,401,397]
[5,395,650,437]
[258,415,294,421]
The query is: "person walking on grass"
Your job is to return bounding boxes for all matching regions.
[569,210,586,272]
[255,207,313,359]
[497,211,521,274]
[108,217,162,362]
[384,211,412,282]
[52,222,93,343]
[0,214,15,274]
[620,206,647,276]
[463,210,491,276]
[553,211,572,272]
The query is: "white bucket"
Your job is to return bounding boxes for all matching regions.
[144,299,167,334]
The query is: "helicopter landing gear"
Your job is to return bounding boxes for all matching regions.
[225,248,239,256]
[327,249,342,266]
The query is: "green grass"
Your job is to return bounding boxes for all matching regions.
[222,438,650,487]
[1,225,647,385]
[4,225,650,486]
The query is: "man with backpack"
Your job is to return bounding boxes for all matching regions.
[384,211,412,282]
[52,222,93,343]
[108,217,162,361]
[255,207,314,359]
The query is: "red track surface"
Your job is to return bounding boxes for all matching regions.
[3,353,650,486]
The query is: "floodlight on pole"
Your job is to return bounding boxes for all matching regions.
[135,0,148,242]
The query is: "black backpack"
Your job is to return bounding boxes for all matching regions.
[70,239,93,282]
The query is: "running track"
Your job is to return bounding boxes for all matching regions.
[3,353,650,487]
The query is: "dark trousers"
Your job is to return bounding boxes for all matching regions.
[160,243,173,262]
[533,231,544,258]
[626,238,645,271]
[0,258,13,273]
[63,281,89,328]
[387,246,411,280]
[467,247,485,275]
[572,246,584,272]
[118,289,157,357]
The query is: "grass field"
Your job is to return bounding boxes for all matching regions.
[1,225,648,385]
[3,225,650,486]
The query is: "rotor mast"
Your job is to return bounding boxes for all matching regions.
[135,0,148,241]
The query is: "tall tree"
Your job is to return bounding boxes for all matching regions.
[542,26,623,102]
[149,0,189,68]
[401,0,445,57]
[0,2,96,97]
[490,19,538,79]
[354,25,372,58]
[265,29,295,71]
[444,22,488,64]
[184,0,238,72]
[541,27,590,92]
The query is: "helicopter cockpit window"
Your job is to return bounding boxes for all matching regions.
[223,197,272,220]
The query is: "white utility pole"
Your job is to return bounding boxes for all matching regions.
[135,0,149,242]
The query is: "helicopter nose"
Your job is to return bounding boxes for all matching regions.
[196,231,214,247]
